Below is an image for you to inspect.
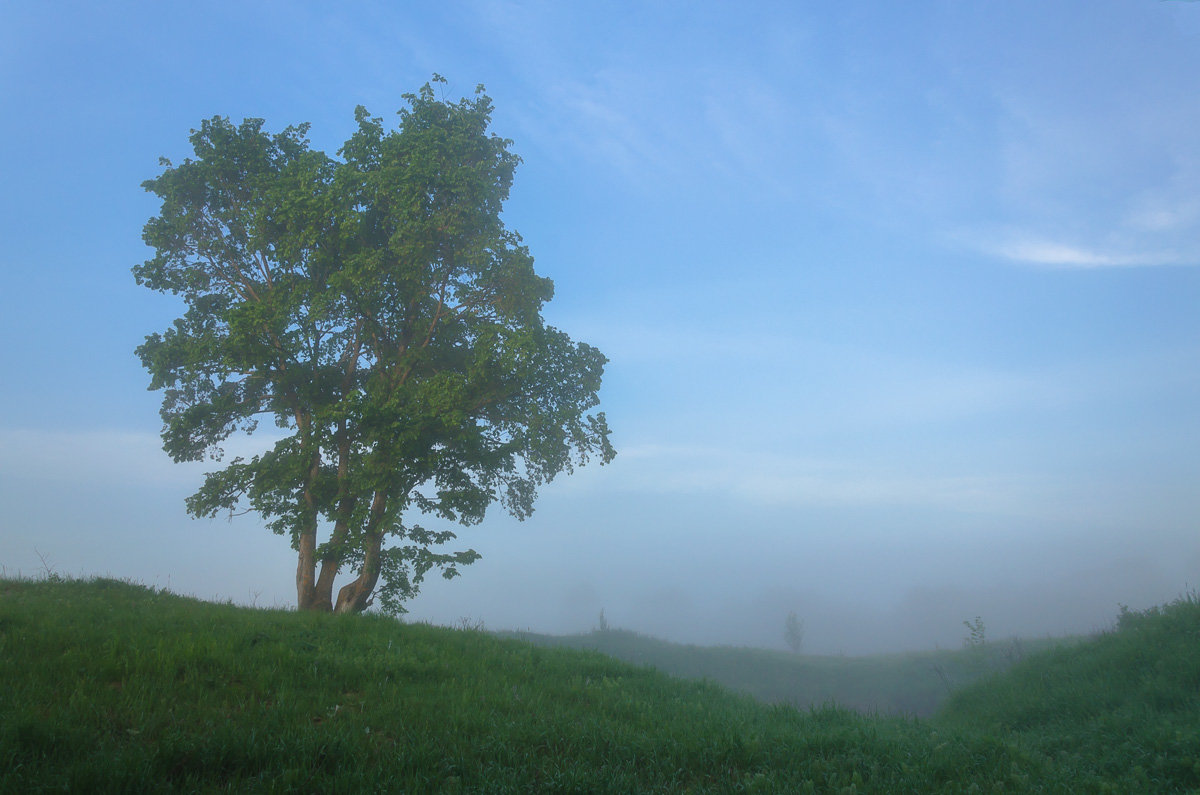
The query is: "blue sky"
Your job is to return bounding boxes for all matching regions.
[3,1,1200,652]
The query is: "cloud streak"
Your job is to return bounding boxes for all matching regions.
[985,236,1193,268]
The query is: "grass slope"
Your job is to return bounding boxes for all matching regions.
[938,593,1200,792]
[1,576,1197,792]
[507,628,1069,717]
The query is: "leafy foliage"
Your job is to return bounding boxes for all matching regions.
[135,77,614,613]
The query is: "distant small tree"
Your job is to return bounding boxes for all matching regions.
[596,608,609,633]
[962,616,987,648]
[784,610,805,654]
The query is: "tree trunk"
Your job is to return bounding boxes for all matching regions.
[315,434,356,609]
[314,554,341,607]
[333,491,387,613]
[296,540,335,610]
[296,529,318,608]
[334,532,382,613]
[295,419,331,611]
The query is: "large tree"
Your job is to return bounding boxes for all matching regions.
[135,78,614,615]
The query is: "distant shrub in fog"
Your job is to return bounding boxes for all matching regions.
[962,616,987,648]
[784,611,804,654]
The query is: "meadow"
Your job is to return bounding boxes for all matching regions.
[2,576,1198,792]
[508,626,1072,717]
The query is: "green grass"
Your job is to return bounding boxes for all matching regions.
[1,576,1197,792]
[507,627,1072,717]
[937,592,1200,792]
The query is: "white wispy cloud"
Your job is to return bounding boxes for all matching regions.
[1124,199,1200,233]
[986,236,1190,268]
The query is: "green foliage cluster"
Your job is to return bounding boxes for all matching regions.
[134,77,613,615]
[4,577,1198,792]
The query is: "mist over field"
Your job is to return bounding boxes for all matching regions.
[4,431,1193,654]
[3,1,1200,654]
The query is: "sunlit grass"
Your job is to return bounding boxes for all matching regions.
[1,576,1196,791]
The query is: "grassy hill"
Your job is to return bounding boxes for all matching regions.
[2,576,1198,792]
[506,627,1070,717]
[938,592,1200,791]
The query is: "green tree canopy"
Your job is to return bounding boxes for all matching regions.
[135,78,614,614]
